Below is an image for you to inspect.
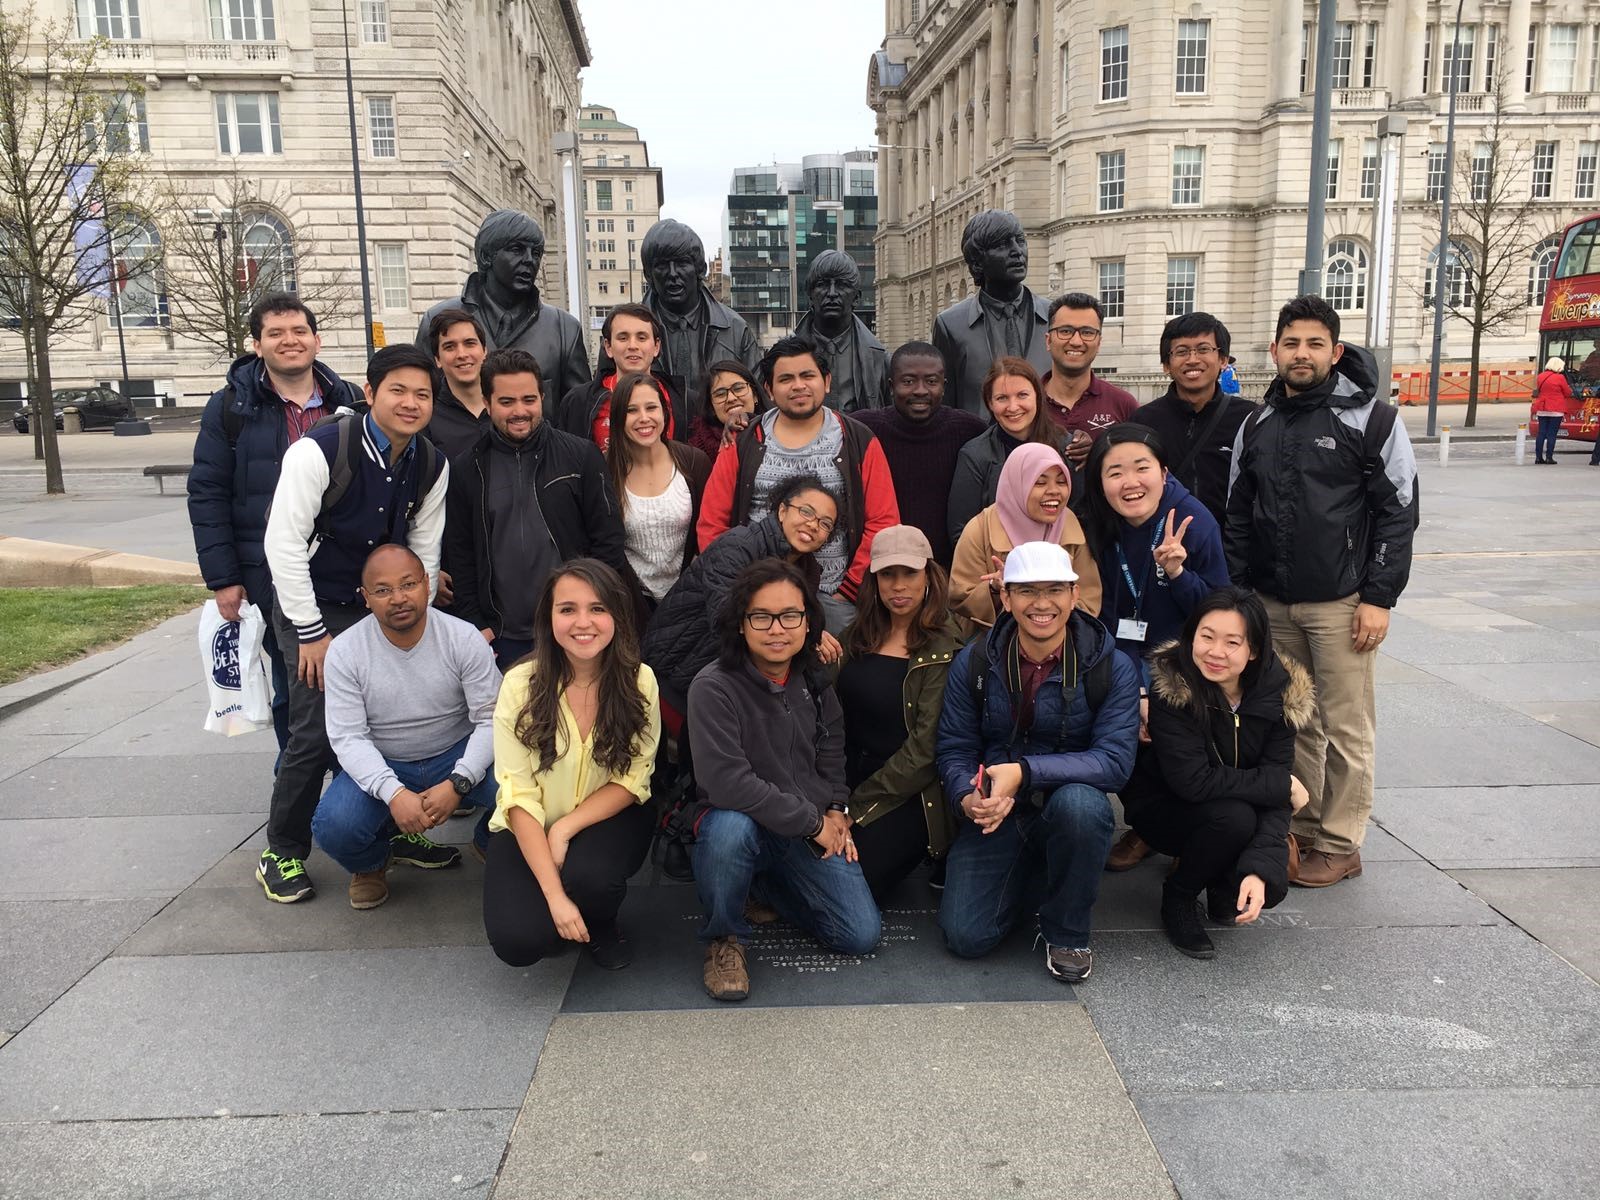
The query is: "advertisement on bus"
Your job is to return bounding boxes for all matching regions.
[1537,214,1600,442]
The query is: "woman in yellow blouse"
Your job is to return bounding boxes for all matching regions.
[482,559,660,971]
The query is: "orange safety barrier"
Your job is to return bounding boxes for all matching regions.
[1393,368,1536,406]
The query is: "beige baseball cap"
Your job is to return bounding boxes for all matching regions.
[869,525,934,573]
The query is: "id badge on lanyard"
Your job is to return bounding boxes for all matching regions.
[1115,522,1164,644]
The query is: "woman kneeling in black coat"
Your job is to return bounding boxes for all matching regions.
[1120,586,1315,959]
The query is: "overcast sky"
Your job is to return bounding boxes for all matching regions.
[575,0,882,259]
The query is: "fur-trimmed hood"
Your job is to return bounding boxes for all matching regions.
[1146,640,1316,730]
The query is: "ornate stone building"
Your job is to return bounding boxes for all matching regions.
[6,0,589,404]
[576,104,664,340]
[868,0,1599,382]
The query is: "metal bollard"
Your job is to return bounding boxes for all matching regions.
[1439,424,1451,468]
[1515,422,1527,465]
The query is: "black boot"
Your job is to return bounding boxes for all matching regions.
[1161,881,1215,959]
[1205,885,1237,925]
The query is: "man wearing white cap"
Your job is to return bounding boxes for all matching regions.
[934,541,1140,982]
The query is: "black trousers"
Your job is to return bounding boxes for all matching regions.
[850,798,930,905]
[1127,795,1257,898]
[482,802,654,967]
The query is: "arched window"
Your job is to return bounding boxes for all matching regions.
[113,221,165,327]
[237,210,297,299]
[1424,240,1474,310]
[1324,238,1369,312]
[1527,236,1560,307]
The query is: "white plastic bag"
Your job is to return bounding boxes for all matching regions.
[198,599,273,736]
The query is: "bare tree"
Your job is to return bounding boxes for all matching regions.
[155,168,358,363]
[0,7,151,492]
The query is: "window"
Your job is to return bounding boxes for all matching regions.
[1360,138,1379,200]
[1097,150,1125,212]
[1577,143,1598,201]
[1592,26,1600,93]
[360,0,389,44]
[594,154,607,168]
[1175,20,1208,94]
[1422,26,1433,91]
[1527,237,1559,306]
[376,243,408,310]
[626,218,635,232]
[623,180,634,193]
[366,95,396,158]
[1525,26,1537,94]
[598,281,609,295]
[1171,146,1203,206]
[1531,142,1556,199]
[1361,22,1380,88]
[237,211,296,295]
[92,93,148,154]
[215,93,282,155]
[1484,24,1499,89]
[1470,143,1491,201]
[1331,21,1355,89]
[625,198,633,211]
[1442,24,1475,93]
[208,0,275,40]
[1324,239,1368,311]
[1546,24,1579,91]
[1098,260,1125,319]
[1059,40,1070,100]
[1425,241,1474,309]
[1166,257,1197,317]
[1325,138,1342,200]
[1100,26,1129,101]
[1426,144,1448,201]
[76,0,140,39]
[595,179,612,210]
[112,221,164,326]
[1301,23,1311,93]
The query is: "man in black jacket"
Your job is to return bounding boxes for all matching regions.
[423,307,489,463]
[1131,312,1255,525]
[1224,295,1417,889]
[443,348,628,670]
[554,303,688,449]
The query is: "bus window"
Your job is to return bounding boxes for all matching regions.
[1556,219,1599,278]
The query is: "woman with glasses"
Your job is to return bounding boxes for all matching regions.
[947,357,1067,549]
[482,559,660,972]
[949,442,1101,629]
[835,526,963,903]
[686,360,769,463]
[687,558,880,1002]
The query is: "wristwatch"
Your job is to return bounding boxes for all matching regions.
[449,773,473,797]
[826,802,848,814]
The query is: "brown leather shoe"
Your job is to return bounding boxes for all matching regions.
[744,897,781,926]
[348,861,390,910]
[1106,829,1154,872]
[703,936,749,1002]
[1293,848,1362,888]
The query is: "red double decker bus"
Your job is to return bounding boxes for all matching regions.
[1537,214,1600,442]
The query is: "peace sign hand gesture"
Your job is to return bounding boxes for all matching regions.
[1152,511,1192,579]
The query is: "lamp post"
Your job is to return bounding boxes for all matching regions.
[340,0,376,358]
[1366,114,1408,400]
[1425,0,1468,438]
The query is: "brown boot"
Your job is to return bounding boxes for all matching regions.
[1106,829,1154,872]
[744,896,781,926]
[703,936,749,1002]
[348,859,390,910]
[1294,848,1362,889]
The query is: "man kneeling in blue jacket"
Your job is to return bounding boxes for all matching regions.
[937,541,1139,982]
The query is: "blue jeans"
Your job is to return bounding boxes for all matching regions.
[938,783,1113,955]
[691,808,881,955]
[311,733,497,873]
[1535,414,1562,461]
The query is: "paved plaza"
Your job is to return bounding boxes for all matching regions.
[0,427,1596,1198]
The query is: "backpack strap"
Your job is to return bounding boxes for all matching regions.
[311,413,362,540]
[220,385,244,447]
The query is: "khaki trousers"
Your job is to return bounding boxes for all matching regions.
[1260,593,1377,856]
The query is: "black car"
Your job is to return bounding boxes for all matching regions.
[11,388,138,433]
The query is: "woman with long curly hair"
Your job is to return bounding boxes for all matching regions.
[482,558,660,971]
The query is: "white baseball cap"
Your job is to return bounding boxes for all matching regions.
[1001,541,1079,585]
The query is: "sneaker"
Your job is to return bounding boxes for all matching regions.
[389,831,461,869]
[349,861,390,910]
[703,936,749,1001]
[1161,882,1216,960]
[256,850,313,903]
[1044,941,1093,983]
[589,921,632,971]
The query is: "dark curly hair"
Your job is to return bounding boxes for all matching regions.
[715,558,823,673]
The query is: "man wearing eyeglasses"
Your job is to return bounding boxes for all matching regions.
[1040,293,1138,470]
[312,545,502,911]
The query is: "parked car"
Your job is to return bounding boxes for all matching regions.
[11,388,138,434]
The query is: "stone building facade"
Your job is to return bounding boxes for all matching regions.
[868,0,1600,383]
[576,104,664,344]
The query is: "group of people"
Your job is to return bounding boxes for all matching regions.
[187,266,1416,998]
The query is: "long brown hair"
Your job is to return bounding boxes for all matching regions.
[514,559,650,778]
[605,370,665,517]
[982,356,1061,449]
[843,560,953,658]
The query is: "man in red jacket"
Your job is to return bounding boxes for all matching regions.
[696,335,899,633]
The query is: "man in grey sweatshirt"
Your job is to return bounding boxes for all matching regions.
[312,544,502,909]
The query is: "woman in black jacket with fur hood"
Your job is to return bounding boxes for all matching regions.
[1120,586,1315,959]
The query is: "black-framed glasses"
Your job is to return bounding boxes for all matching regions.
[364,579,425,600]
[781,501,836,534]
[1047,325,1102,342]
[745,610,807,630]
[711,381,752,402]
[1168,344,1219,360]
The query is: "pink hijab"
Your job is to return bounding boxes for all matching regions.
[995,442,1072,546]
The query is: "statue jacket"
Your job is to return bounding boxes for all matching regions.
[931,288,1052,416]
[416,277,591,406]
[643,284,760,394]
[794,311,889,412]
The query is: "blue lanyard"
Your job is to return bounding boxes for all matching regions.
[1114,519,1165,620]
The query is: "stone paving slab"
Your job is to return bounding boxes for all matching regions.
[1452,868,1600,982]
[58,685,279,758]
[1380,619,1600,666]
[1081,927,1600,1094]
[1375,724,1600,788]
[1374,785,1600,868]
[0,813,265,900]
[495,1004,1177,1200]
[0,948,571,1122]
[0,735,81,782]
[0,754,274,818]
[1502,700,1600,748]
[1134,1088,1600,1200]
[0,898,165,1035]
[0,1108,516,1200]
[0,689,177,737]
[1374,681,1539,728]
[1426,660,1600,704]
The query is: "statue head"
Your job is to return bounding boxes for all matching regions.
[474,210,546,302]
[960,209,1028,295]
[641,219,706,316]
[805,250,861,333]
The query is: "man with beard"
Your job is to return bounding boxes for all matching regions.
[640,219,758,398]
[794,250,889,412]
[1039,292,1137,474]
[1224,295,1417,889]
[931,211,1051,414]
[312,545,502,909]
[444,349,628,670]
[417,210,590,404]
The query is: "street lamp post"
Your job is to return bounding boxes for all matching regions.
[1367,113,1408,399]
[1425,0,1468,438]
[1299,0,1339,295]
[340,0,376,358]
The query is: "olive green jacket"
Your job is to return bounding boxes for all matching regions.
[839,621,965,858]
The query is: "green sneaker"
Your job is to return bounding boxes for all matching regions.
[389,831,461,869]
[256,850,314,903]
